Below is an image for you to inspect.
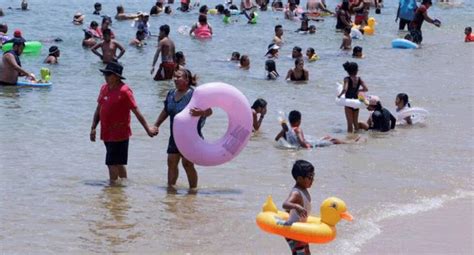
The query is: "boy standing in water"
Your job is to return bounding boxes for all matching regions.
[90,62,157,184]
[408,0,440,44]
[151,24,176,81]
[91,29,126,64]
[281,160,315,255]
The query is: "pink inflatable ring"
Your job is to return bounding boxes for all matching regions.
[173,82,253,166]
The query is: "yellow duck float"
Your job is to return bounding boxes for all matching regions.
[353,17,376,36]
[256,196,353,244]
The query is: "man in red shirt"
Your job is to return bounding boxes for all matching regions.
[408,0,440,44]
[90,62,157,184]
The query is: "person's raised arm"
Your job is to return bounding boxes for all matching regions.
[422,9,439,26]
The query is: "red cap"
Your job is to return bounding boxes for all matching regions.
[14,29,22,37]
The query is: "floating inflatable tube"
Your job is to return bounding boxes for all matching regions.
[392,38,418,49]
[335,83,366,109]
[16,80,52,87]
[256,196,353,244]
[230,9,240,15]
[396,107,429,124]
[173,82,252,166]
[2,41,42,54]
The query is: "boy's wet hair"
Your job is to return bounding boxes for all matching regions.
[293,46,302,52]
[307,47,315,54]
[396,93,411,108]
[102,28,111,36]
[94,2,102,8]
[199,5,208,14]
[288,110,301,125]
[251,98,267,110]
[232,51,240,59]
[175,51,185,62]
[466,27,472,32]
[344,27,351,34]
[90,21,99,28]
[343,61,358,75]
[265,59,277,72]
[160,24,170,35]
[240,55,249,65]
[116,5,124,13]
[292,160,315,180]
[216,4,225,14]
[275,24,282,32]
[294,58,304,66]
[352,46,362,56]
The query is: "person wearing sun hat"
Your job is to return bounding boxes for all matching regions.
[90,62,157,184]
[73,12,85,25]
[0,38,36,85]
[265,43,279,59]
[358,95,396,132]
[44,46,60,64]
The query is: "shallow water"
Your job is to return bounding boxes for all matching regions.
[1,0,473,254]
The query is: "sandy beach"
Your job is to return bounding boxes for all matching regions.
[358,197,473,255]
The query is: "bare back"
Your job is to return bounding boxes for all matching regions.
[0,53,20,84]
[160,37,175,63]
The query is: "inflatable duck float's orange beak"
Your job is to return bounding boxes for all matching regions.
[340,211,354,221]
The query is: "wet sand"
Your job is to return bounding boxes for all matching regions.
[358,198,473,255]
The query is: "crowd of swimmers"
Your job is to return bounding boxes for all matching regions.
[0,1,472,254]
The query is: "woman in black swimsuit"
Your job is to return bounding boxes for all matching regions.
[337,62,368,133]
[285,58,309,81]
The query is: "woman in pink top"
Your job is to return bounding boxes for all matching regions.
[189,14,213,39]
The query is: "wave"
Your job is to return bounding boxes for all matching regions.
[335,189,473,255]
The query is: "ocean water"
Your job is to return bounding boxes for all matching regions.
[0,0,473,254]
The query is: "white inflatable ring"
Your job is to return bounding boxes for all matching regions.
[173,82,253,166]
[396,107,429,124]
[335,83,366,109]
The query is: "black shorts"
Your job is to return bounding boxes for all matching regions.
[409,29,423,44]
[0,80,16,86]
[167,135,180,154]
[104,140,129,165]
[399,18,411,30]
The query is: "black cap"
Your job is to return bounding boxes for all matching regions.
[99,62,126,80]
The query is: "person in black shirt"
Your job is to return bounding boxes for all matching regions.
[359,96,396,132]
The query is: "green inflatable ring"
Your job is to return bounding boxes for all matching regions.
[1,41,42,54]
